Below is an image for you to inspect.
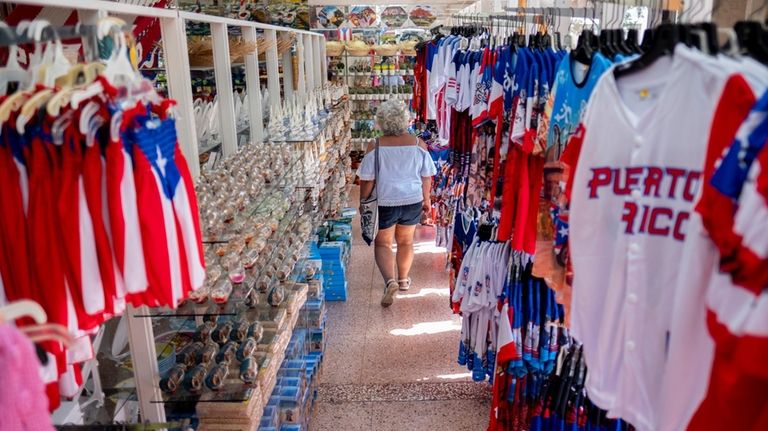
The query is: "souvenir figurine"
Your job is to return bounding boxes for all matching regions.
[177,342,204,367]
[248,322,264,343]
[197,341,219,366]
[236,337,257,362]
[211,321,233,345]
[160,364,186,394]
[184,365,207,393]
[205,363,229,391]
[239,357,259,384]
[216,341,238,364]
[194,324,213,343]
[230,320,250,343]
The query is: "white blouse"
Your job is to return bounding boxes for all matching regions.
[357,144,437,207]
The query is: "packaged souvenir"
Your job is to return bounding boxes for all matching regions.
[205,363,229,390]
[160,364,186,394]
[216,341,239,364]
[184,365,207,392]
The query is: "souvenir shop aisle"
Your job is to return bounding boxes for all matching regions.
[310,188,490,431]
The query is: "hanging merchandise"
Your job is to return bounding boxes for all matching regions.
[414,2,768,430]
[0,18,204,410]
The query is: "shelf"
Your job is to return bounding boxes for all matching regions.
[150,285,308,406]
[348,94,412,101]
[348,71,414,77]
[266,109,334,143]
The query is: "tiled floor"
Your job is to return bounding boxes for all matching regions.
[310,189,490,431]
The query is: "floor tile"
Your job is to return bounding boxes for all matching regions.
[312,189,490,429]
[321,334,367,385]
[318,382,491,403]
[368,399,490,431]
[360,332,470,384]
[365,296,459,338]
[325,302,372,337]
[309,401,373,431]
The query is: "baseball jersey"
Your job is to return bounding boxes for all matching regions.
[569,45,755,431]
[545,53,612,154]
[655,59,768,431]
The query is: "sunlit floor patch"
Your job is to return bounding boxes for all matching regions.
[396,288,450,299]
[390,320,461,336]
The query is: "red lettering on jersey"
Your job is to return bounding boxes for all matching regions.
[588,167,612,198]
[682,171,701,202]
[621,202,638,234]
[639,204,651,233]
[613,168,630,195]
[648,207,673,237]
[666,168,686,199]
[673,211,690,241]
[625,167,643,192]
[644,166,663,197]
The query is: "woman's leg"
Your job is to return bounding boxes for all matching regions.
[374,226,396,283]
[394,224,417,282]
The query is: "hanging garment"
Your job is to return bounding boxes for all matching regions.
[125,105,205,308]
[0,324,54,431]
[568,45,756,431]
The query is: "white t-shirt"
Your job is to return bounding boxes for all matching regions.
[357,143,437,207]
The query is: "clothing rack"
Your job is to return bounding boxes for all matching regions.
[0,0,327,427]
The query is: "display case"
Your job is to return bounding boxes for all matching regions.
[1,1,331,428]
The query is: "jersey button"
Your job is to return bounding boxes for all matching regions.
[631,189,642,200]
[626,341,636,351]
[629,243,640,254]
[633,135,642,147]
[627,293,638,304]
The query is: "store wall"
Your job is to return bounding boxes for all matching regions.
[713,0,766,27]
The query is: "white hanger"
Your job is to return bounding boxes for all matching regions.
[0,23,27,96]
[0,299,47,324]
[99,17,137,86]
[31,22,72,88]
[69,18,137,109]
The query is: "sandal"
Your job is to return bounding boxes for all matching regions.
[398,277,412,291]
[381,279,399,307]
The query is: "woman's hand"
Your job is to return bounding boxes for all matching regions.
[422,200,431,214]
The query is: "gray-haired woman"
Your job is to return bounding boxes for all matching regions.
[357,101,437,307]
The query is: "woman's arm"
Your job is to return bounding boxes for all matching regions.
[421,176,432,212]
[360,180,375,201]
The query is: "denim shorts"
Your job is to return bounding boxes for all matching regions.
[379,202,423,230]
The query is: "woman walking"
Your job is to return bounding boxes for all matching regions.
[358,101,437,307]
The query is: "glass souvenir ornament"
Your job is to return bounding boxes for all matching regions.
[205,363,229,391]
[160,364,186,394]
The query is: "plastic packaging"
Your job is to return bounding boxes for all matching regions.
[216,341,238,364]
[205,363,229,390]
[237,337,257,361]
[239,357,259,384]
[160,364,186,393]
[211,322,233,345]
[184,365,206,392]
